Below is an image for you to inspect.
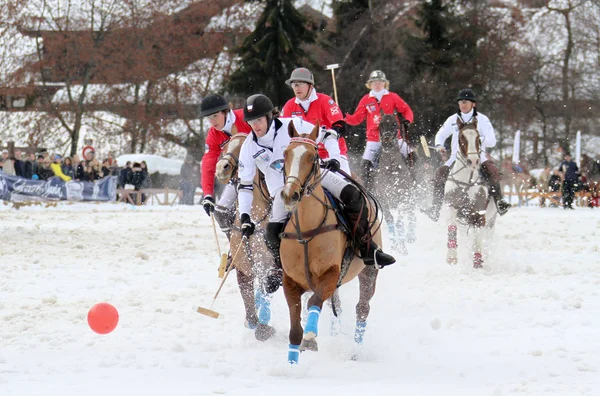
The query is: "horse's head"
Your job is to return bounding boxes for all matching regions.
[378,111,399,145]
[281,121,320,211]
[216,129,248,183]
[457,118,481,170]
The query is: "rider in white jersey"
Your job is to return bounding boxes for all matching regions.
[237,95,396,292]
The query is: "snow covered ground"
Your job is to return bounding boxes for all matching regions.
[1,203,599,396]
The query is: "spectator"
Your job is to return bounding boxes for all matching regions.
[538,166,551,207]
[62,157,75,179]
[82,164,96,182]
[50,154,72,181]
[140,160,152,188]
[2,150,15,175]
[559,153,579,210]
[101,159,112,178]
[131,162,148,204]
[38,158,55,180]
[25,153,37,179]
[119,161,133,188]
[13,151,25,177]
[73,155,84,180]
[180,155,198,205]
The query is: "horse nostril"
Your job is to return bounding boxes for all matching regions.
[223,163,230,170]
[291,191,300,202]
[467,160,472,166]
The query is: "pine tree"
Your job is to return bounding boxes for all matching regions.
[227,0,315,107]
[404,0,481,138]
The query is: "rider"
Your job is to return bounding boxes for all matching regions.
[345,70,414,185]
[199,93,252,240]
[281,67,351,174]
[421,88,511,221]
[237,94,396,292]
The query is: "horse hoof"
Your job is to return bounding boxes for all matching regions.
[473,263,483,269]
[255,324,276,341]
[447,257,458,265]
[300,338,318,352]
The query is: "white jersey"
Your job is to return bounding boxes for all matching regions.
[237,117,342,217]
[435,110,496,167]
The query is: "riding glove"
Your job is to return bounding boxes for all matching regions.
[240,213,255,237]
[323,159,341,172]
[202,196,215,216]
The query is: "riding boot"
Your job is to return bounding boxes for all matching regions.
[214,206,235,240]
[340,185,395,267]
[264,222,285,293]
[481,160,511,215]
[421,165,450,222]
[361,160,374,190]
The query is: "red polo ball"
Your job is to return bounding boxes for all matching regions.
[87,303,119,334]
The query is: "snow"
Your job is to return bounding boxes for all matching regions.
[1,203,599,395]
[115,154,183,175]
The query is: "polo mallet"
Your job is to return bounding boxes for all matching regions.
[197,236,247,319]
[420,136,431,158]
[210,213,228,278]
[325,63,340,105]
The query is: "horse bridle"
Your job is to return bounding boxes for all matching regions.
[449,127,484,189]
[219,133,249,178]
[284,137,325,199]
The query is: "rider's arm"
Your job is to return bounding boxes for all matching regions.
[200,129,221,197]
[344,96,368,126]
[434,117,454,148]
[237,139,257,217]
[478,116,497,148]
[393,93,414,123]
[319,129,343,163]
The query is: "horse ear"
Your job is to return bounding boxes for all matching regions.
[309,122,319,141]
[457,118,464,129]
[288,120,299,138]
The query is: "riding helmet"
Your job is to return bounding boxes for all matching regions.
[243,94,274,121]
[285,68,315,86]
[367,70,388,83]
[456,89,477,103]
[198,93,230,117]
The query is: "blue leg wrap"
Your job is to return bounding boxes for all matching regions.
[304,306,321,338]
[255,289,271,325]
[387,222,396,236]
[288,344,300,365]
[354,321,367,344]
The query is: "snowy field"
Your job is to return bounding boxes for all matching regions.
[1,203,599,396]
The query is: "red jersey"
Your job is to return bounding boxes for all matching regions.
[345,92,413,143]
[282,93,348,158]
[201,109,251,196]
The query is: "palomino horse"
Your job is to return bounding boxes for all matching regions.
[500,158,533,207]
[280,122,380,364]
[373,112,417,254]
[443,119,498,268]
[215,131,276,341]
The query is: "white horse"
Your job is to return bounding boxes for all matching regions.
[443,119,498,268]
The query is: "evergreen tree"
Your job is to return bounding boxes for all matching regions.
[404,0,482,138]
[227,0,315,107]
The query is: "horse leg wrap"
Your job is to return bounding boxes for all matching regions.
[254,289,272,325]
[288,344,301,365]
[304,306,321,340]
[447,225,457,249]
[354,321,367,345]
[473,252,483,269]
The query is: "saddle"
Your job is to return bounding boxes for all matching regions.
[279,187,355,288]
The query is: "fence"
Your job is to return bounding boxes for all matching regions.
[117,188,203,205]
[505,190,595,207]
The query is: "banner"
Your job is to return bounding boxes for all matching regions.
[0,174,117,202]
[512,130,521,164]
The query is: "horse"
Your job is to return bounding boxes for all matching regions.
[372,111,418,254]
[580,154,600,207]
[443,119,498,268]
[500,158,533,207]
[279,121,381,364]
[215,131,276,341]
